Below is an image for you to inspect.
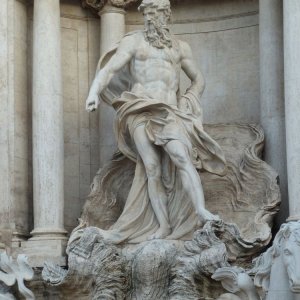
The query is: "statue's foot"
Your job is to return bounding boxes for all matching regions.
[148,227,171,240]
[196,209,220,227]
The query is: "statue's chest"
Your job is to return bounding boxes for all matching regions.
[135,43,181,65]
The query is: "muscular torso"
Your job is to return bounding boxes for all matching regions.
[130,34,182,106]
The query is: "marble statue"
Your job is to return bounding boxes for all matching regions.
[42,1,282,299]
[0,251,34,300]
[85,0,227,242]
[213,221,300,300]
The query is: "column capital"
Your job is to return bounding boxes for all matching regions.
[99,4,126,16]
[81,0,138,14]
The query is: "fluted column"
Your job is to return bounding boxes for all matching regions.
[283,0,300,221]
[259,0,288,223]
[99,5,126,54]
[31,0,67,240]
[98,4,126,165]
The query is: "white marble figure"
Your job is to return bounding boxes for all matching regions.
[213,221,300,300]
[85,0,227,243]
[213,267,260,300]
[0,252,34,300]
[251,221,300,300]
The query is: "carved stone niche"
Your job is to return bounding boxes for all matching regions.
[42,123,280,299]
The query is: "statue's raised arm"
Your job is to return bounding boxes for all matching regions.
[85,34,137,112]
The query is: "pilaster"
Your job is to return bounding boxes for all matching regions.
[259,0,288,225]
[19,0,68,266]
[283,0,300,221]
[0,0,30,243]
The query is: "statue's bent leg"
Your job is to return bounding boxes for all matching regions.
[164,140,219,225]
[133,125,171,239]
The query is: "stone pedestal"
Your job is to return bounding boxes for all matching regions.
[283,0,300,221]
[98,5,126,166]
[16,239,67,267]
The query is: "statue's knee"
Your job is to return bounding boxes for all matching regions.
[167,142,190,167]
[171,150,189,166]
[145,162,160,179]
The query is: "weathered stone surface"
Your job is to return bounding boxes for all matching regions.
[0,251,34,300]
[43,227,128,299]
[129,240,177,299]
[169,222,229,299]
[42,220,294,299]
[43,221,229,299]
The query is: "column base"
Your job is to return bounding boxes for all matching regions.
[287,215,300,222]
[30,227,68,240]
[12,229,30,242]
[14,238,68,267]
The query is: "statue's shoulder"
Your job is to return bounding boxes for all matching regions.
[175,38,193,58]
[176,39,191,51]
[117,30,144,52]
[122,30,144,43]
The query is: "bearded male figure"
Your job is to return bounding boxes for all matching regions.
[86,0,227,242]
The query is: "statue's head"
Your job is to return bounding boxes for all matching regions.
[138,0,171,12]
[139,0,171,26]
[138,0,172,48]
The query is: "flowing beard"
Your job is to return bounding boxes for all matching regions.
[145,20,172,49]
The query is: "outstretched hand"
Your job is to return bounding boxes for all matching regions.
[86,94,99,112]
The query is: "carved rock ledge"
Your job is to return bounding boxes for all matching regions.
[43,221,232,299]
[42,123,281,299]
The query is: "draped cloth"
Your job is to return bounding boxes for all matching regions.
[94,33,227,243]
